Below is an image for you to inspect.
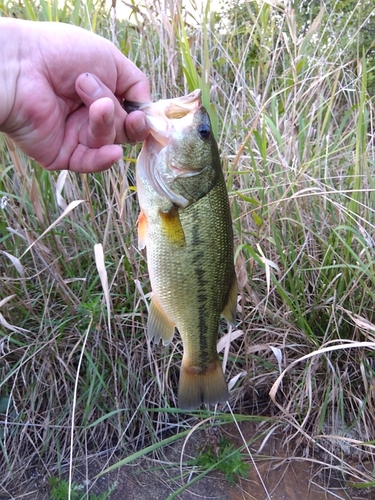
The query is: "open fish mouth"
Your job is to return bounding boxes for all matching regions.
[123,89,202,119]
[164,89,202,118]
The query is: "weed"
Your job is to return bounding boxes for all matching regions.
[49,477,83,500]
[49,476,116,500]
[194,437,249,485]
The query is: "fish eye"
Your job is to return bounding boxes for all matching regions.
[198,123,211,140]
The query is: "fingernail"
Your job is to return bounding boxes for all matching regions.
[79,73,101,98]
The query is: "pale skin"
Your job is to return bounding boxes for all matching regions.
[0,18,151,173]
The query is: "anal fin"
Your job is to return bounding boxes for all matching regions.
[148,295,175,346]
[221,273,237,325]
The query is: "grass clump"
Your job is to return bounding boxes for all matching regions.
[49,477,84,500]
[1,0,375,497]
[49,476,116,500]
[194,436,249,485]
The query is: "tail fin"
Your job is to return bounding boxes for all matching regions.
[178,358,228,410]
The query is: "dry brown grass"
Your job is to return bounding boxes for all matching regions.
[1,0,375,497]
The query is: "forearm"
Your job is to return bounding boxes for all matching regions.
[0,18,25,132]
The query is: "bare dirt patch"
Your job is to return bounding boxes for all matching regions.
[1,422,369,500]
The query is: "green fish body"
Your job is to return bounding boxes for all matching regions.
[136,90,236,410]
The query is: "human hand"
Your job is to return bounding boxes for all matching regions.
[0,19,151,173]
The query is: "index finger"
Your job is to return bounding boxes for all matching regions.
[114,53,151,104]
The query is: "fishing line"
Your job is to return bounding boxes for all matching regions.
[68,316,92,500]
[227,401,271,500]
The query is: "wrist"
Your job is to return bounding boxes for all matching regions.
[0,18,25,132]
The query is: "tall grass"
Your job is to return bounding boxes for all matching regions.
[1,0,375,496]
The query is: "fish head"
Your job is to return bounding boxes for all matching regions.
[137,90,221,208]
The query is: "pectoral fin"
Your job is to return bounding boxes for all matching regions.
[148,296,175,346]
[159,206,185,246]
[138,210,147,250]
[221,273,237,325]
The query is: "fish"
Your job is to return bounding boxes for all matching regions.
[134,89,237,410]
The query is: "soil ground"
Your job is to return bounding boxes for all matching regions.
[1,422,373,500]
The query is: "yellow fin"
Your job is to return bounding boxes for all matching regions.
[159,206,185,246]
[137,210,147,250]
[148,296,175,346]
[178,358,228,410]
[221,273,237,325]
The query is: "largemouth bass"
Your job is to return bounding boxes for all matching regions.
[134,90,237,410]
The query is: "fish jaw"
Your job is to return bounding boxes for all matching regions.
[125,89,203,146]
[124,89,202,117]
[143,90,203,160]
[137,135,192,209]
